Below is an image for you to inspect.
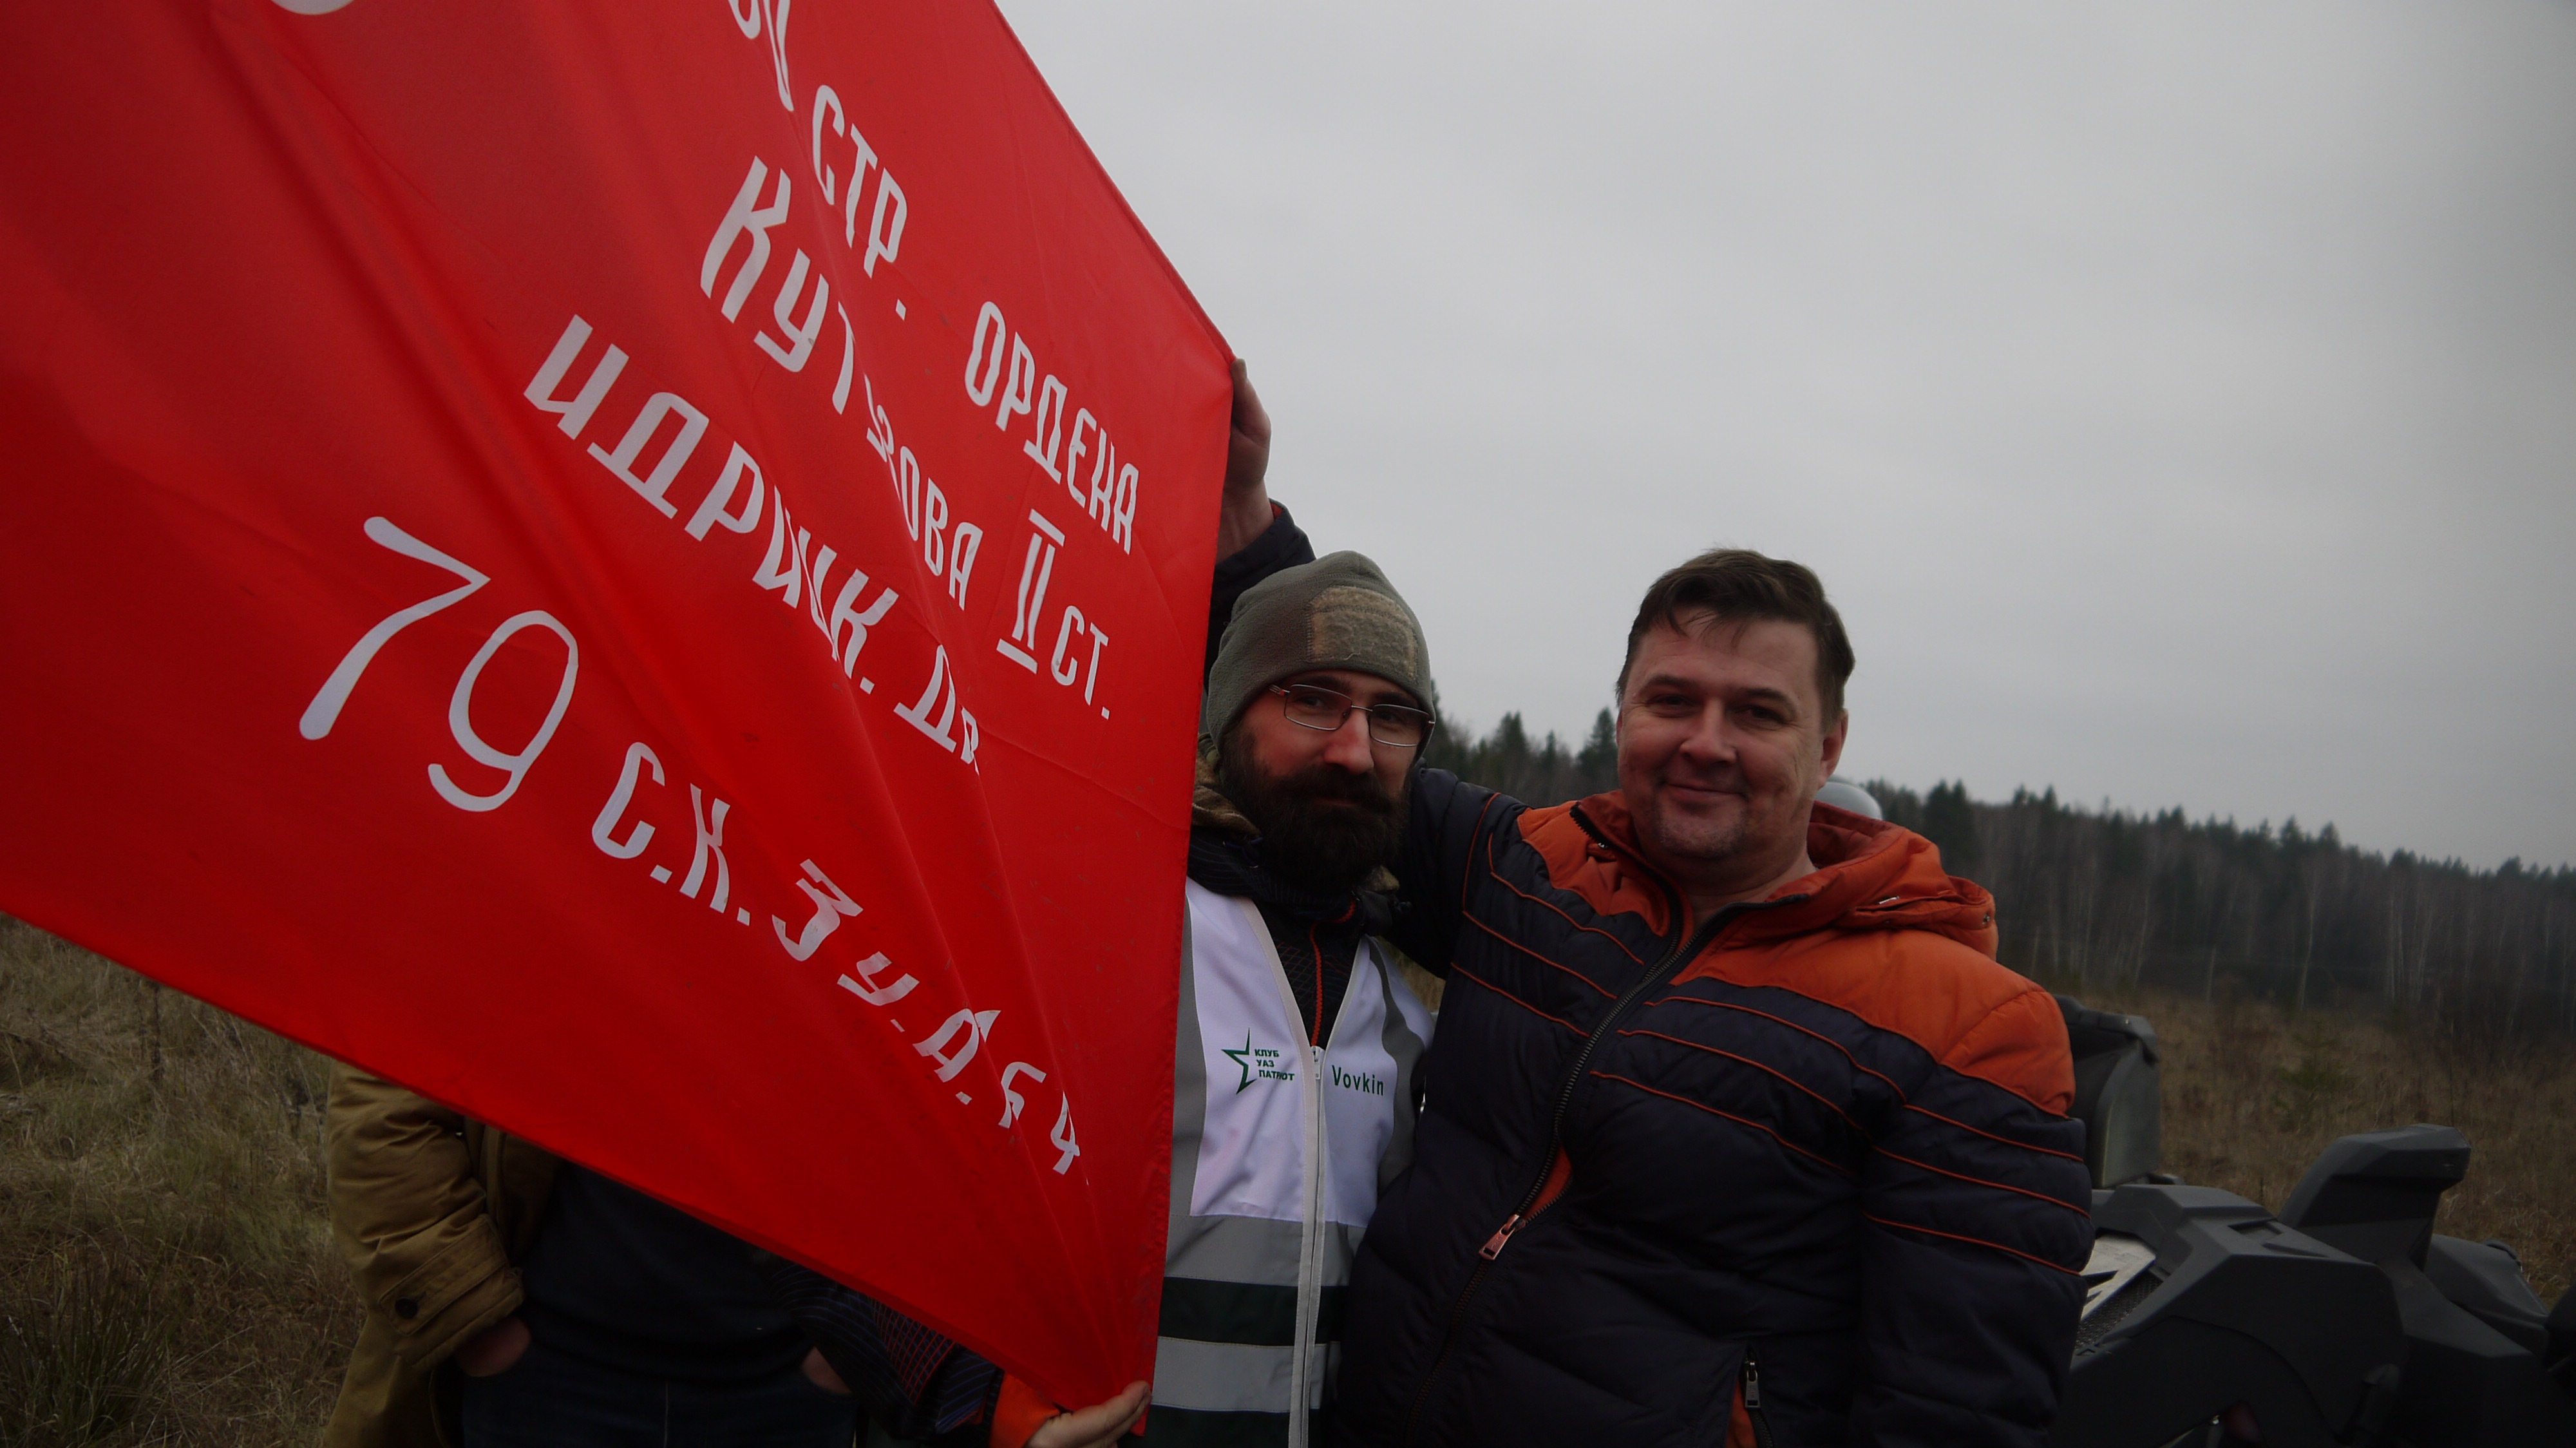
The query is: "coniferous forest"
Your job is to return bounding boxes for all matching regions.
[1428,711,2576,1038]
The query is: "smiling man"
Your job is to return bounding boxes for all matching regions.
[1329,549,2095,1447]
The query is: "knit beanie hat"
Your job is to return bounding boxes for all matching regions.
[1202,551,1435,749]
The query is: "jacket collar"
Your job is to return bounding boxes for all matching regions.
[1572,790,1998,958]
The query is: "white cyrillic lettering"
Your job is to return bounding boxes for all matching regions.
[895,645,960,752]
[591,742,663,858]
[864,172,905,276]
[686,445,765,540]
[1008,510,1065,653]
[299,517,489,741]
[922,481,949,575]
[1012,542,1054,650]
[1084,624,1110,705]
[680,784,732,913]
[1023,376,1068,479]
[999,1062,1045,1129]
[831,305,855,414]
[773,859,861,962]
[824,569,898,674]
[810,85,844,204]
[841,126,879,248]
[429,611,578,813]
[1088,436,1115,526]
[525,316,628,440]
[587,392,707,518]
[1112,463,1138,553]
[756,251,829,372]
[963,303,1006,405]
[895,447,922,540]
[996,336,1035,430]
[1050,1096,1080,1174]
[1063,409,1094,511]
[759,0,793,110]
[915,1007,998,1082]
[945,524,981,609]
[753,503,810,606]
[804,544,840,632]
[1050,605,1086,686]
[865,375,896,464]
[702,158,790,322]
[838,952,918,1005]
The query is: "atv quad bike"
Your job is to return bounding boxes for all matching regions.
[2050,998,2575,1447]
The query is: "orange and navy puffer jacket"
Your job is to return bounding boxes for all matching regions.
[1337,774,2092,1448]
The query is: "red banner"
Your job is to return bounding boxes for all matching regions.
[0,0,1227,1401]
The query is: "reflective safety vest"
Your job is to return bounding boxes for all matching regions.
[1151,881,1434,1447]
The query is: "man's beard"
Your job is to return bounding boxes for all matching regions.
[1217,747,1408,895]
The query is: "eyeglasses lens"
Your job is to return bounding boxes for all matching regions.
[1280,687,1429,748]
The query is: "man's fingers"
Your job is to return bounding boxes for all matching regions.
[1229,358,1271,448]
[1216,358,1274,556]
[1029,1380,1151,1448]
[800,1346,851,1395]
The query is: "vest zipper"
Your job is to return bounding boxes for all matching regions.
[1290,931,1369,1447]
[1291,1034,1325,1448]
[1741,1343,1776,1448]
[1399,806,1804,1444]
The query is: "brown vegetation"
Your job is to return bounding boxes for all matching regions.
[1,915,2565,1443]
[2076,980,2573,1304]
[0,917,353,1447]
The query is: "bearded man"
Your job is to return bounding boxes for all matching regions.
[778,547,1446,1448]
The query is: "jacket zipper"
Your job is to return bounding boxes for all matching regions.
[1399,806,1803,1443]
[1741,1343,1776,1448]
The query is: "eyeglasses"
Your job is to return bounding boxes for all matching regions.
[1268,683,1435,748]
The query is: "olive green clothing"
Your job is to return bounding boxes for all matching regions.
[1198,550,1435,748]
[323,1063,560,1448]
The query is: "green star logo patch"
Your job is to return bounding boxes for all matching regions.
[1221,1032,1257,1094]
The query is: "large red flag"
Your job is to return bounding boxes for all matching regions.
[0,0,1227,1402]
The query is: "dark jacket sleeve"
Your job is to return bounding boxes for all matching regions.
[1387,767,1506,976]
[1848,987,2094,1447]
[1204,503,1314,678]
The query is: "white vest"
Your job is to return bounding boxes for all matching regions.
[1151,881,1434,1447]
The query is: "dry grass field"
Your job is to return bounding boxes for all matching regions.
[0,918,354,1447]
[1,919,2567,1444]
[2074,980,2576,1304]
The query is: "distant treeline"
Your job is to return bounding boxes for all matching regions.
[1428,712,2576,1036]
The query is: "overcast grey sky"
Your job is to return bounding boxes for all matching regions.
[997,1,2576,871]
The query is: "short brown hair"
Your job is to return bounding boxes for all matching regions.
[1616,549,1855,719]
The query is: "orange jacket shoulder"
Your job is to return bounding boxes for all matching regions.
[1701,931,2073,1115]
[1518,799,1675,937]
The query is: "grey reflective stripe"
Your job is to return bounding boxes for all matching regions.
[1166,1215,1362,1294]
[1167,1211,1300,1288]
[1138,1405,1293,1448]
[1148,1340,1345,1416]
[1170,904,1209,1255]
[1151,1338,1296,1413]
